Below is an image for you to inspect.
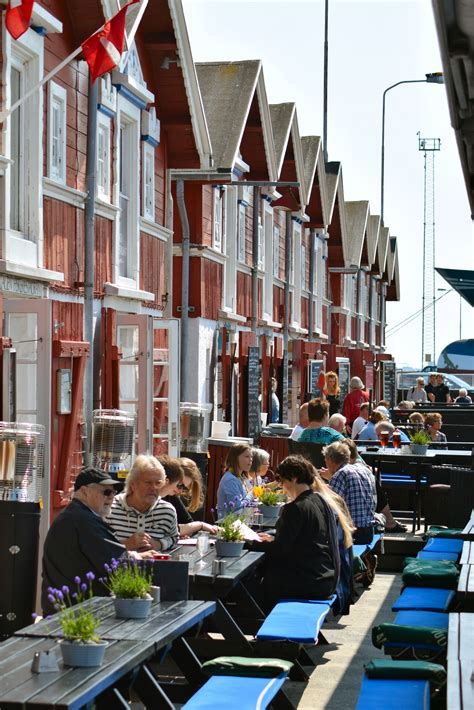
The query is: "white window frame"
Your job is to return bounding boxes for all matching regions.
[97,112,111,202]
[315,237,325,332]
[263,200,273,320]
[344,273,356,339]
[288,221,295,286]
[238,202,246,263]
[2,28,44,269]
[273,224,280,278]
[114,96,140,287]
[47,81,67,184]
[292,221,301,326]
[142,142,155,221]
[301,241,306,290]
[257,213,264,271]
[223,187,238,311]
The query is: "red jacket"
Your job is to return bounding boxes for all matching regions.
[342,389,370,425]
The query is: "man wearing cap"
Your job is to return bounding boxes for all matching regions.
[41,468,127,615]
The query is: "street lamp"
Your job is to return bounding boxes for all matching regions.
[380,72,444,224]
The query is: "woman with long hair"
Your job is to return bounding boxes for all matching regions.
[325,371,341,416]
[216,443,253,517]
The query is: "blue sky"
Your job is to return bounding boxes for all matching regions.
[182,0,474,368]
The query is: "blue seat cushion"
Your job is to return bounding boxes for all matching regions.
[182,674,287,710]
[394,611,448,630]
[256,600,331,643]
[423,538,463,554]
[392,587,454,612]
[356,678,430,710]
[353,534,382,559]
[417,551,459,562]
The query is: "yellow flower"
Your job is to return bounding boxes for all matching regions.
[253,486,264,499]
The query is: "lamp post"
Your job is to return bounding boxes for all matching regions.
[380,72,443,224]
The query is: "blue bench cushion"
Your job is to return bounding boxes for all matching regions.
[394,611,448,630]
[416,551,459,562]
[355,678,430,710]
[182,674,287,710]
[392,587,454,612]
[256,600,331,643]
[353,534,382,559]
[422,538,463,554]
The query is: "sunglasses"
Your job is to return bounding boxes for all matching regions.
[177,482,190,493]
[100,488,116,497]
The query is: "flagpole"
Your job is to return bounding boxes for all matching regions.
[0,44,83,124]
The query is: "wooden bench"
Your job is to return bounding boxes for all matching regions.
[447,614,474,710]
[392,587,455,612]
[255,597,335,644]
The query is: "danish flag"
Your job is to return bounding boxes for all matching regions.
[5,0,34,40]
[81,0,142,82]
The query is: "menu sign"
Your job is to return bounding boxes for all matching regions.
[308,360,324,398]
[337,359,350,402]
[247,346,261,440]
[382,360,396,407]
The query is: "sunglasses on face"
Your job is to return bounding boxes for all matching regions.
[177,482,190,493]
[100,488,116,497]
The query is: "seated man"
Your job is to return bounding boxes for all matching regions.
[351,402,370,440]
[328,413,347,435]
[108,455,179,552]
[322,441,376,544]
[42,468,127,615]
[290,402,309,441]
[298,398,345,445]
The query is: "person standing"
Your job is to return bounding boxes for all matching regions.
[325,371,341,415]
[435,374,451,403]
[425,373,438,403]
[270,377,280,423]
[342,377,370,434]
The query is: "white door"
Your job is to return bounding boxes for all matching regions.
[116,314,148,454]
[152,319,179,457]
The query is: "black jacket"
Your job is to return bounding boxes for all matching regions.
[41,498,126,615]
[250,490,337,609]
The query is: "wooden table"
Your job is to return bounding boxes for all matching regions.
[447,613,474,710]
[461,511,474,541]
[2,598,216,709]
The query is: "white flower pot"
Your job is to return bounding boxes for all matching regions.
[113,596,152,619]
[215,540,244,557]
[60,640,108,667]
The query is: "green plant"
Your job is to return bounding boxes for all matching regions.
[103,559,153,599]
[46,574,101,643]
[216,503,246,542]
[409,429,431,445]
[253,485,280,506]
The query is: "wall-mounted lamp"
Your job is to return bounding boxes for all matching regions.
[160,56,180,70]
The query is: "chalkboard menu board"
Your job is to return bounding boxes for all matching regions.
[247,346,261,440]
[337,359,350,402]
[282,350,289,423]
[308,360,324,398]
[382,360,396,407]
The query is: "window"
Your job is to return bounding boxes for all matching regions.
[10,64,23,233]
[257,215,264,270]
[116,97,140,285]
[263,202,273,320]
[142,143,155,221]
[212,187,224,252]
[223,186,238,311]
[238,202,246,263]
[48,82,67,184]
[301,243,306,289]
[288,222,295,285]
[273,225,280,277]
[97,113,111,200]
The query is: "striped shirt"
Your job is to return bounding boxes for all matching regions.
[107,493,178,551]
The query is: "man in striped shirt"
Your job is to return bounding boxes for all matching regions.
[108,455,178,552]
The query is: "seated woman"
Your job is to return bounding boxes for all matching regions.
[454,388,472,405]
[424,412,447,443]
[159,455,217,536]
[108,455,178,552]
[408,411,425,430]
[356,410,386,441]
[298,398,345,444]
[216,443,253,517]
[247,455,339,611]
[244,447,271,493]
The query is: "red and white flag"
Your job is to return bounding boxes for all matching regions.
[81,0,144,83]
[5,0,34,40]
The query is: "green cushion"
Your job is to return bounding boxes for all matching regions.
[201,656,294,678]
[403,557,456,568]
[353,555,367,574]
[372,623,447,651]
[365,659,446,690]
[402,559,460,589]
[426,526,464,539]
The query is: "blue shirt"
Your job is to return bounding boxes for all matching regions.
[298,426,345,445]
[217,471,246,518]
[356,421,378,441]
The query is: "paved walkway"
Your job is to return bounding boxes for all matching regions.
[285,572,401,708]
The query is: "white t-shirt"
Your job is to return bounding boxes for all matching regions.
[351,416,368,440]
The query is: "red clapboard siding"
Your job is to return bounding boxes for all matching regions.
[140,233,165,307]
[258,277,263,319]
[237,270,252,318]
[273,284,284,325]
[95,216,113,292]
[202,185,213,248]
[202,259,222,320]
[44,197,84,288]
[301,296,309,330]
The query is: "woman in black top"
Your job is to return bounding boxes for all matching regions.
[248,455,338,611]
[325,371,341,415]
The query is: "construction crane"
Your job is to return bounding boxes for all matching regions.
[418,134,441,368]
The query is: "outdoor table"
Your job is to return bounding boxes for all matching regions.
[3,597,215,709]
[358,447,472,532]
[461,511,474,541]
[447,613,474,710]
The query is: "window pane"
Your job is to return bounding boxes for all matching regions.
[9,313,37,361]
[117,326,138,358]
[17,364,37,412]
[10,67,22,231]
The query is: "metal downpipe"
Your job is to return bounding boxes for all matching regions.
[251,186,260,343]
[308,228,316,341]
[283,211,291,353]
[176,180,190,401]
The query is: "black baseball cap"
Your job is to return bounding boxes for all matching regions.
[74,467,120,491]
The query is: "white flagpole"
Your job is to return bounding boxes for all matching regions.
[0,44,83,124]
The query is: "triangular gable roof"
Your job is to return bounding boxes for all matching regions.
[196,60,276,179]
[301,136,329,228]
[345,201,369,269]
[270,103,306,208]
[387,237,400,301]
[377,226,390,277]
[326,162,340,224]
[270,103,295,176]
[326,162,349,267]
[367,214,380,268]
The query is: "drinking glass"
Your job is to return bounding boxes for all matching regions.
[196,532,210,557]
[379,430,390,449]
[392,431,401,450]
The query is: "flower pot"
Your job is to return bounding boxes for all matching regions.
[410,444,428,455]
[60,640,108,668]
[259,504,281,520]
[113,596,152,619]
[215,539,245,557]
